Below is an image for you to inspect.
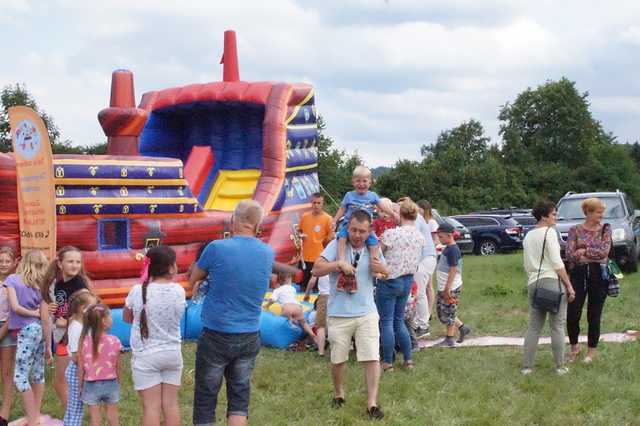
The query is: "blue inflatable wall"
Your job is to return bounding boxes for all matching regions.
[112,300,310,350]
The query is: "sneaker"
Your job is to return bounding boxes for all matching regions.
[367,406,385,420]
[520,368,533,375]
[331,397,346,409]
[457,325,472,343]
[435,337,456,348]
[555,367,569,376]
[414,327,431,339]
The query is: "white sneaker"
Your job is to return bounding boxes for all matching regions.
[520,368,533,375]
[555,367,569,376]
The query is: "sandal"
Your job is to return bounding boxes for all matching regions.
[382,363,394,372]
[567,350,581,363]
[403,361,415,370]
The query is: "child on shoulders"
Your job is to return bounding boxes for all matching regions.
[332,166,397,292]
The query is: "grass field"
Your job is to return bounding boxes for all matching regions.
[15,254,640,424]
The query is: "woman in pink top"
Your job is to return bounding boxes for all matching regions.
[565,197,612,364]
[77,304,121,426]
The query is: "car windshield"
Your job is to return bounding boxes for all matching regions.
[504,218,520,227]
[513,216,536,226]
[557,197,625,220]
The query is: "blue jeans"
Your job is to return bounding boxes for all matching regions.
[192,329,260,426]
[376,274,413,364]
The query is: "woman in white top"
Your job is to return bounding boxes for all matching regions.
[522,201,575,376]
[377,198,425,371]
[124,246,186,426]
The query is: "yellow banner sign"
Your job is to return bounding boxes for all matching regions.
[9,106,57,260]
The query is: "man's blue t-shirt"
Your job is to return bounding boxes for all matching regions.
[341,191,380,222]
[321,239,383,317]
[197,236,275,333]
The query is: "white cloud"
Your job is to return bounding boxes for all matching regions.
[2,0,640,166]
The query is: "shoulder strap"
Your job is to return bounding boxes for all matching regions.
[535,227,562,292]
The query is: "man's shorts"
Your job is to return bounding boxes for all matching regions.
[327,311,379,364]
[132,349,183,391]
[315,294,328,328]
[437,288,462,326]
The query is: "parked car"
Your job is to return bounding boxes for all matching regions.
[511,215,537,236]
[556,191,640,272]
[431,209,474,254]
[450,214,524,255]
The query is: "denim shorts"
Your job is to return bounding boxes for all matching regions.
[192,329,260,425]
[82,379,119,405]
[0,322,16,348]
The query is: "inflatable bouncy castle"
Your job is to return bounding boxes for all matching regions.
[1,31,318,348]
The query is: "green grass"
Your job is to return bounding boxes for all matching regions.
[13,254,640,424]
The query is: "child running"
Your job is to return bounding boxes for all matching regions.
[0,247,17,426]
[78,303,121,426]
[4,250,49,426]
[333,166,396,292]
[64,290,97,426]
[42,246,91,408]
[265,272,316,338]
[124,246,186,426]
[435,223,472,347]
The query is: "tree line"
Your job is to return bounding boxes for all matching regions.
[3,79,640,216]
[324,78,640,215]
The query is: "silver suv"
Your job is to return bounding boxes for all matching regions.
[556,191,640,272]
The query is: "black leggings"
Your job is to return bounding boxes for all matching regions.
[566,263,608,348]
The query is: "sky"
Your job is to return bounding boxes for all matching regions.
[2,0,640,166]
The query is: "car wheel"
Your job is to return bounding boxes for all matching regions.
[479,239,498,256]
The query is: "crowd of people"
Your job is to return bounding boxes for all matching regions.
[0,164,619,425]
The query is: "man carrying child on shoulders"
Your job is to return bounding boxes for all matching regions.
[313,210,389,421]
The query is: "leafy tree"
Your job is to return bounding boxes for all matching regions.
[0,83,107,154]
[421,119,490,164]
[0,83,60,152]
[499,78,612,167]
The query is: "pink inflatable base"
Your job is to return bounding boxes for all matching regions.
[9,415,62,426]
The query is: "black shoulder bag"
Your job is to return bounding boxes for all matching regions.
[532,228,563,314]
[600,223,620,297]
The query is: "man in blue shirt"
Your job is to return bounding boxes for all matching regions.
[189,200,274,426]
[313,210,389,420]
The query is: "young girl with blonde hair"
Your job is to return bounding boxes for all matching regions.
[5,250,49,426]
[0,247,17,425]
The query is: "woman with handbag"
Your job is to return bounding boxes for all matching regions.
[565,197,612,363]
[522,201,575,375]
